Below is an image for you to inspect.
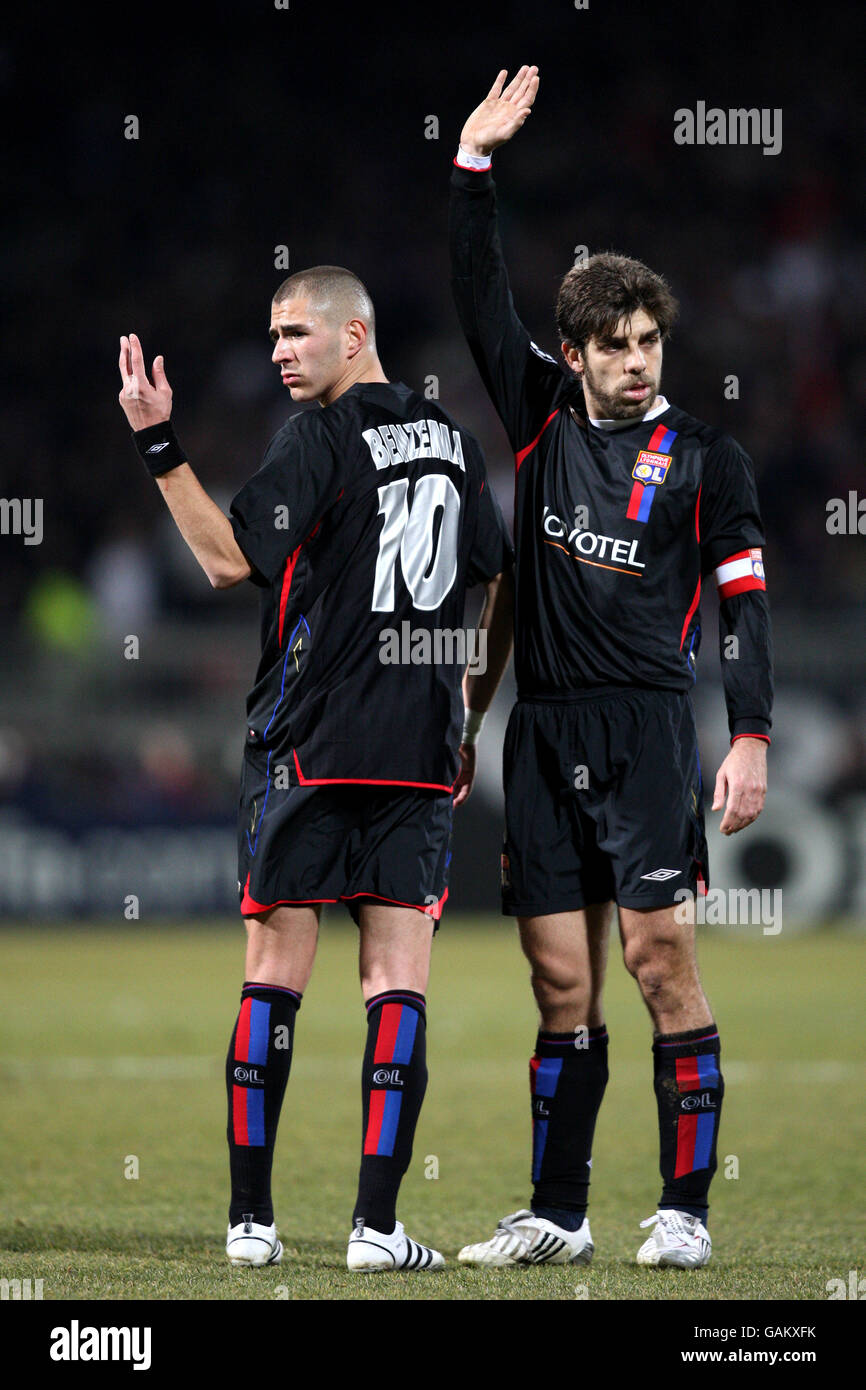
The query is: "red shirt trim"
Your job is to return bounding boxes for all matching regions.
[679,484,702,650]
[292,749,454,794]
[515,409,560,473]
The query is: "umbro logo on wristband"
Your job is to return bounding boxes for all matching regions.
[133,421,187,477]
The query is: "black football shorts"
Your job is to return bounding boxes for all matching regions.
[501,688,709,915]
[237,747,452,927]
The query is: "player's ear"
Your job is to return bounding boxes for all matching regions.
[344,318,367,359]
[562,342,583,377]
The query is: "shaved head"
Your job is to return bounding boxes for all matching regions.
[273,265,375,345]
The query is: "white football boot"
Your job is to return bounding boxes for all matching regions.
[636,1209,711,1268]
[458,1209,594,1267]
[226,1214,283,1266]
[347,1219,445,1271]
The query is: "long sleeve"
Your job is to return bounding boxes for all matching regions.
[699,435,774,741]
[230,414,346,586]
[718,589,774,740]
[449,164,580,456]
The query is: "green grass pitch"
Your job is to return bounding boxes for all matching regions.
[1,920,863,1301]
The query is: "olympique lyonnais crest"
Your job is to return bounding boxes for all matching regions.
[626,426,679,524]
[632,450,672,485]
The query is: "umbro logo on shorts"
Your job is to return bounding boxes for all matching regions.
[640,868,682,881]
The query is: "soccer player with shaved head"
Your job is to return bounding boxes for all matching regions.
[118,263,514,1272]
[449,68,773,1269]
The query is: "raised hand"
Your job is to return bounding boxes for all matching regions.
[118,333,173,431]
[459,65,539,157]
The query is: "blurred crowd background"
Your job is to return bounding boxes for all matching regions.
[2,2,864,921]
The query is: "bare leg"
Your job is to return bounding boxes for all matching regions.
[358,902,435,999]
[242,903,322,992]
[618,904,712,1032]
[518,901,613,1030]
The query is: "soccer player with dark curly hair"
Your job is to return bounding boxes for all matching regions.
[450,67,773,1270]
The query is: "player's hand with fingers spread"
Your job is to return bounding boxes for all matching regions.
[712,738,768,835]
[460,65,540,157]
[118,332,173,431]
[452,743,476,808]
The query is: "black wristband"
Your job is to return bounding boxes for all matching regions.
[133,421,187,478]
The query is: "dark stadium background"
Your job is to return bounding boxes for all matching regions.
[2,0,864,929]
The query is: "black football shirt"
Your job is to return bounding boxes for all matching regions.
[449,164,773,739]
[229,380,513,789]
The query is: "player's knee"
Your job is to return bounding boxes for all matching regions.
[623,936,676,989]
[528,956,587,1013]
[625,936,698,1007]
[360,960,429,998]
[634,966,674,1009]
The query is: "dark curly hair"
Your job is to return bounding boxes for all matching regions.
[556,252,679,352]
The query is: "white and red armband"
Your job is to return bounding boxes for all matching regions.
[713,546,773,744]
[714,547,766,601]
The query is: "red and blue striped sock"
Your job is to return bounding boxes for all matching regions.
[353,989,427,1234]
[226,981,301,1227]
[653,1023,724,1222]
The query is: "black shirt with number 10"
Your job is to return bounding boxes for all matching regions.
[229,380,513,790]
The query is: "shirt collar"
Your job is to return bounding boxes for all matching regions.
[588,395,670,431]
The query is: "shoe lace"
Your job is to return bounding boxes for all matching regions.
[492,1211,536,1259]
[640,1210,693,1237]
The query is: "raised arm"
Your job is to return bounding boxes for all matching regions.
[450,66,575,453]
[118,333,251,589]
